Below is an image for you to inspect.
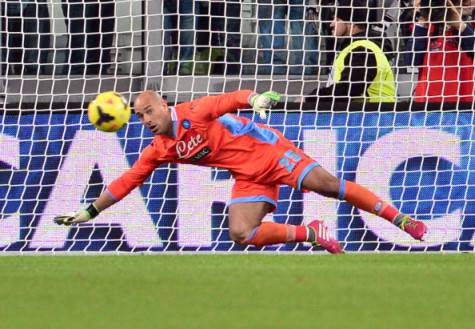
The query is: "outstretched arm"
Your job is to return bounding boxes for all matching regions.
[93,191,117,212]
[54,144,161,225]
[193,90,255,121]
[194,90,280,121]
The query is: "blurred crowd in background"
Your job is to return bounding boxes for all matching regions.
[0,0,114,75]
[162,0,474,76]
[1,0,474,102]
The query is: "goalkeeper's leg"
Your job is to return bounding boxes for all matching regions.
[228,202,342,254]
[301,166,427,240]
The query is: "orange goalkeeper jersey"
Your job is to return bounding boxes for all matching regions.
[107,90,314,201]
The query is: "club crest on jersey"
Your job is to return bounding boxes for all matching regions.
[182,119,191,129]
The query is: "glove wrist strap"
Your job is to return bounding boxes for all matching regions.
[248,92,258,106]
[85,203,100,219]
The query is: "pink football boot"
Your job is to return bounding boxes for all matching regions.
[399,216,427,241]
[308,220,343,254]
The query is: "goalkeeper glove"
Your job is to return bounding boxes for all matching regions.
[53,204,99,226]
[250,91,281,119]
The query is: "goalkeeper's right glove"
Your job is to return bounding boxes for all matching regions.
[54,204,99,226]
[250,91,281,119]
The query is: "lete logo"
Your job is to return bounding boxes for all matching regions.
[176,134,205,159]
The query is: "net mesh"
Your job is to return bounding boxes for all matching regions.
[0,0,474,253]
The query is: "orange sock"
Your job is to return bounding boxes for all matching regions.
[340,180,399,223]
[242,222,308,247]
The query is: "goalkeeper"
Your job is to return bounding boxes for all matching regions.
[55,90,426,253]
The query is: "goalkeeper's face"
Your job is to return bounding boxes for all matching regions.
[134,91,173,136]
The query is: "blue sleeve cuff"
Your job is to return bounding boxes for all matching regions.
[248,92,257,106]
[338,180,346,201]
[105,188,119,202]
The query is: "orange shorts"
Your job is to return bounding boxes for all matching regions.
[228,140,319,211]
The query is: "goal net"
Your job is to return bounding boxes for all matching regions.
[0,0,474,253]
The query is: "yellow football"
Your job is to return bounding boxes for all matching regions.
[88,91,131,132]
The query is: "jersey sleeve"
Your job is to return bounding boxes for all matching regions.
[106,144,162,201]
[192,89,255,121]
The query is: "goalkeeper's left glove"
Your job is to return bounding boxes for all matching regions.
[250,91,281,119]
[53,204,99,226]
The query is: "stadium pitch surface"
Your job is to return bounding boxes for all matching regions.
[1,254,473,329]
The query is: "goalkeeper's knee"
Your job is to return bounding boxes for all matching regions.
[229,226,254,244]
